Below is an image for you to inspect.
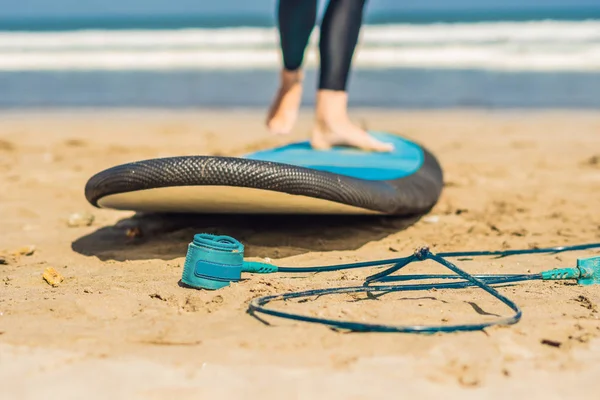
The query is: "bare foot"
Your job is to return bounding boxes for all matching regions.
[310,90,394,152]
[266,69,304,135]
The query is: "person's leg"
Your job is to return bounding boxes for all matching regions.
[311,0,393,152]
[266,0,318,135]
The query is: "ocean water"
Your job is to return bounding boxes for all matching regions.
[1,7,599,109]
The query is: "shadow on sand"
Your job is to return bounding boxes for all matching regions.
[71,212,423,262]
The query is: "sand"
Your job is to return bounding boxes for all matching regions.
[1,109,599,399]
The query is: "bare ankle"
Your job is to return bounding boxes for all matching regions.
[315,89,348,124]
[281,69,304,87]
[315,89,352,127]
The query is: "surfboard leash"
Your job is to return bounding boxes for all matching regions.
[180,233,600,333]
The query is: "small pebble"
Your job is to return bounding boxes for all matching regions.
[42,267,64,287]
[126,227,143,238]
[541,338,562,348]
[423,215,440,224]
[13,245,36,257]
[67,212,95,227]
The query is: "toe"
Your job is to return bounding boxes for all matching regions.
[371,139,395,152]
[354,134,395,153]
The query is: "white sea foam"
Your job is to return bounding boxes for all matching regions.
[0,21,599,71]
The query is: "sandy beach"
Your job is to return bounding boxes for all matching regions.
[1,109,599,399]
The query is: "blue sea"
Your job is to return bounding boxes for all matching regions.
[1,6,600,109]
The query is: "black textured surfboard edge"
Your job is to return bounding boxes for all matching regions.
[84,144,444,216]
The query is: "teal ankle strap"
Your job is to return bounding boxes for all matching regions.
[181,234,244,290]
[181,233,276,290]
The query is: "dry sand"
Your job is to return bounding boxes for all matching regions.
[0,109,599,399]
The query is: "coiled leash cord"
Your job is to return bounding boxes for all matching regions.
[181,234,600,333]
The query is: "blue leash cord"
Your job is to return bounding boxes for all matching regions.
[182,235,600,333]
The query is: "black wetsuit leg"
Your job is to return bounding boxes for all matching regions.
[277,0,366,90]
[319,0,367,91]
[277,0,318,71]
